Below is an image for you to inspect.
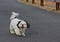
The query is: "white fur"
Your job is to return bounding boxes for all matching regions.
[9,12,27,36]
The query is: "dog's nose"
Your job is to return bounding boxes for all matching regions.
[21,24,24,28]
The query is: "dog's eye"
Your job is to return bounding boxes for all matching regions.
[21,24,26,25]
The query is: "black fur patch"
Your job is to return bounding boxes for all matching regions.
[25,20,30,28]
[17,21,21,29]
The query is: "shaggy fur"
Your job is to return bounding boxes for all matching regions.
[9,12,30,36]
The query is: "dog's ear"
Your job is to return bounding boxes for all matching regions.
[27,22,30,28]
[25,20,30,28]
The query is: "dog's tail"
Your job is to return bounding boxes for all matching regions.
[10,12,19,20]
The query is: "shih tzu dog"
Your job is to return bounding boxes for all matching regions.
[9,12,30,36]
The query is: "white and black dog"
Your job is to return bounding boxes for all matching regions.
[9,12,30,36]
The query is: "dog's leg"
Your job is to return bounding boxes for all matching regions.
[14,28,21,36]
[10,25,15,34]
[21,28,26,36]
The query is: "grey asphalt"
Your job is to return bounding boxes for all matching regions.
[0,0,60,42]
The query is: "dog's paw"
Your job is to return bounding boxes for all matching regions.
[10,31,15,34]
[16,35,21,36]
[22,33,25,36]
[16,33,21,36]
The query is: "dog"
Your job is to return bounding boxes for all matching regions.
[9,12,30,36]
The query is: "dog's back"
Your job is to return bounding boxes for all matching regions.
[10,12,19,20]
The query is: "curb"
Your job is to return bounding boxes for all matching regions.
[17,0,60,14]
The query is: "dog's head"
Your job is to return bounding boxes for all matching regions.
[17,20,30,29]
[17,21,27,29]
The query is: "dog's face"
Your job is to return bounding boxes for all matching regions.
[18,21,27,29]
[18,20,30,29]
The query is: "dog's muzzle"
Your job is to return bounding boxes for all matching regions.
[20,24,24,28]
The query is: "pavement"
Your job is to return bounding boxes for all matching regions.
[0,0,60,42]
